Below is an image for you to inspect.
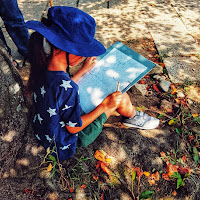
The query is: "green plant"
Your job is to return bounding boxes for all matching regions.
[171,172,190,189]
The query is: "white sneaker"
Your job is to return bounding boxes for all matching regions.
[122,110,159,130]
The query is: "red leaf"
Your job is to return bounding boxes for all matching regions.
[153,84,160,92]
[146,85,151,90]
[81,184,86,188]
[139,80,147,84]
[92,174,99,180]
[178,167,189,175]
[101,162,111,176]
[100,193,104,200]
[162,173,170,181]
[182,155,187,163]
[133,167,143,177]
[69,187,74,193]
[96,161,101,169]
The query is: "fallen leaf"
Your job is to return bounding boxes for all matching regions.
[166,163,179,177]
[182,155,187,162]
[46,163,53,172]
[144,171,150,177]
[192,113,198,117]
[148,171,159,185]
[146,85,151,90]
[161,63,165,68]
[168,119,178,125]
[162,173,170,181]
[92,174,99,180]
[172,190,177,196]
[94,150,112,164]
[170,83,176,90]
[100,161,112,177]
[134,167,143,177]
[171,88,177,95]
[100,193,104,200]
[81,184,86,188]
[153,84,160,92]
[180,99,187,107]
[160,151,166,157]
[178,167,189,175]
[139,80,147,84]
[175,98,180,104]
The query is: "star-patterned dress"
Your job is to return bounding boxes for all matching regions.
[33,70,83,160]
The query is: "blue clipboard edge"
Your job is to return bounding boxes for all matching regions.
[97,41,156,93]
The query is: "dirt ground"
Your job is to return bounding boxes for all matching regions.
[5,36,199,200]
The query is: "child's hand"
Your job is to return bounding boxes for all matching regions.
[102,91,122,110]
[81,57,96,73]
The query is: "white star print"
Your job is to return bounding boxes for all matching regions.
[41,86,46,97]
[45,135,52,143]
[60,80,73,91]
[67,121,77,127]
[60,144,71,150]
[47,107,57,117]
[59,121,65,128]
[34,92,37,102]
[33,115,37,123]
[35,134,41,140]
[37,114,43,124]
[62,105,72,111]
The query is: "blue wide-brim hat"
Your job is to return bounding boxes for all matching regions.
[26,6,106,57]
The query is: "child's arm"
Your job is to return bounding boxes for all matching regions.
[71,57,96,83]
[66,91,122,133]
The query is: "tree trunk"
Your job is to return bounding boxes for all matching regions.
[0,44,44,199]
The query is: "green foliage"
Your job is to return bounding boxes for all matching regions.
[171,172,185,189]
[139,190,153,200]
[131,168,136,195]
[193,147,199,164]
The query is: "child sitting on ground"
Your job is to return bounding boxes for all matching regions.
[26,6,159,160]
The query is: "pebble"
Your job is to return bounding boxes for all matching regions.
[134,83,147,96]
[159,80,171,92]
[153,75,166,81]
[160,99,173,113]
[177,91,185,98]
[187,99,193,105]
[148,64,163,75]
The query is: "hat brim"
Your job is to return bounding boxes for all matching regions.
[26,20,106,57]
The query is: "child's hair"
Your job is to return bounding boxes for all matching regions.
[27,32,54,92]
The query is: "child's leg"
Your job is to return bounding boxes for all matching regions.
[104,92,135,118]
[116,92,135,118]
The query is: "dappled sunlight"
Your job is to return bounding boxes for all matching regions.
[186,85,200,102]
[139,0,200,83]
[0,64,11,75]
[16,158,30,166]
[139,129,168,138]
[10,168,17,177]
[1,130,17,142]
[78,47,149,113]
[151,156,163,166]
[31,145,44,156]
[0,108,3,117]
[26,144,44,156]
[9,83,20,95]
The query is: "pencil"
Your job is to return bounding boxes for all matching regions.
[116,80,120,91]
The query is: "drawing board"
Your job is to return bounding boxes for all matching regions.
[77,41,156,113]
